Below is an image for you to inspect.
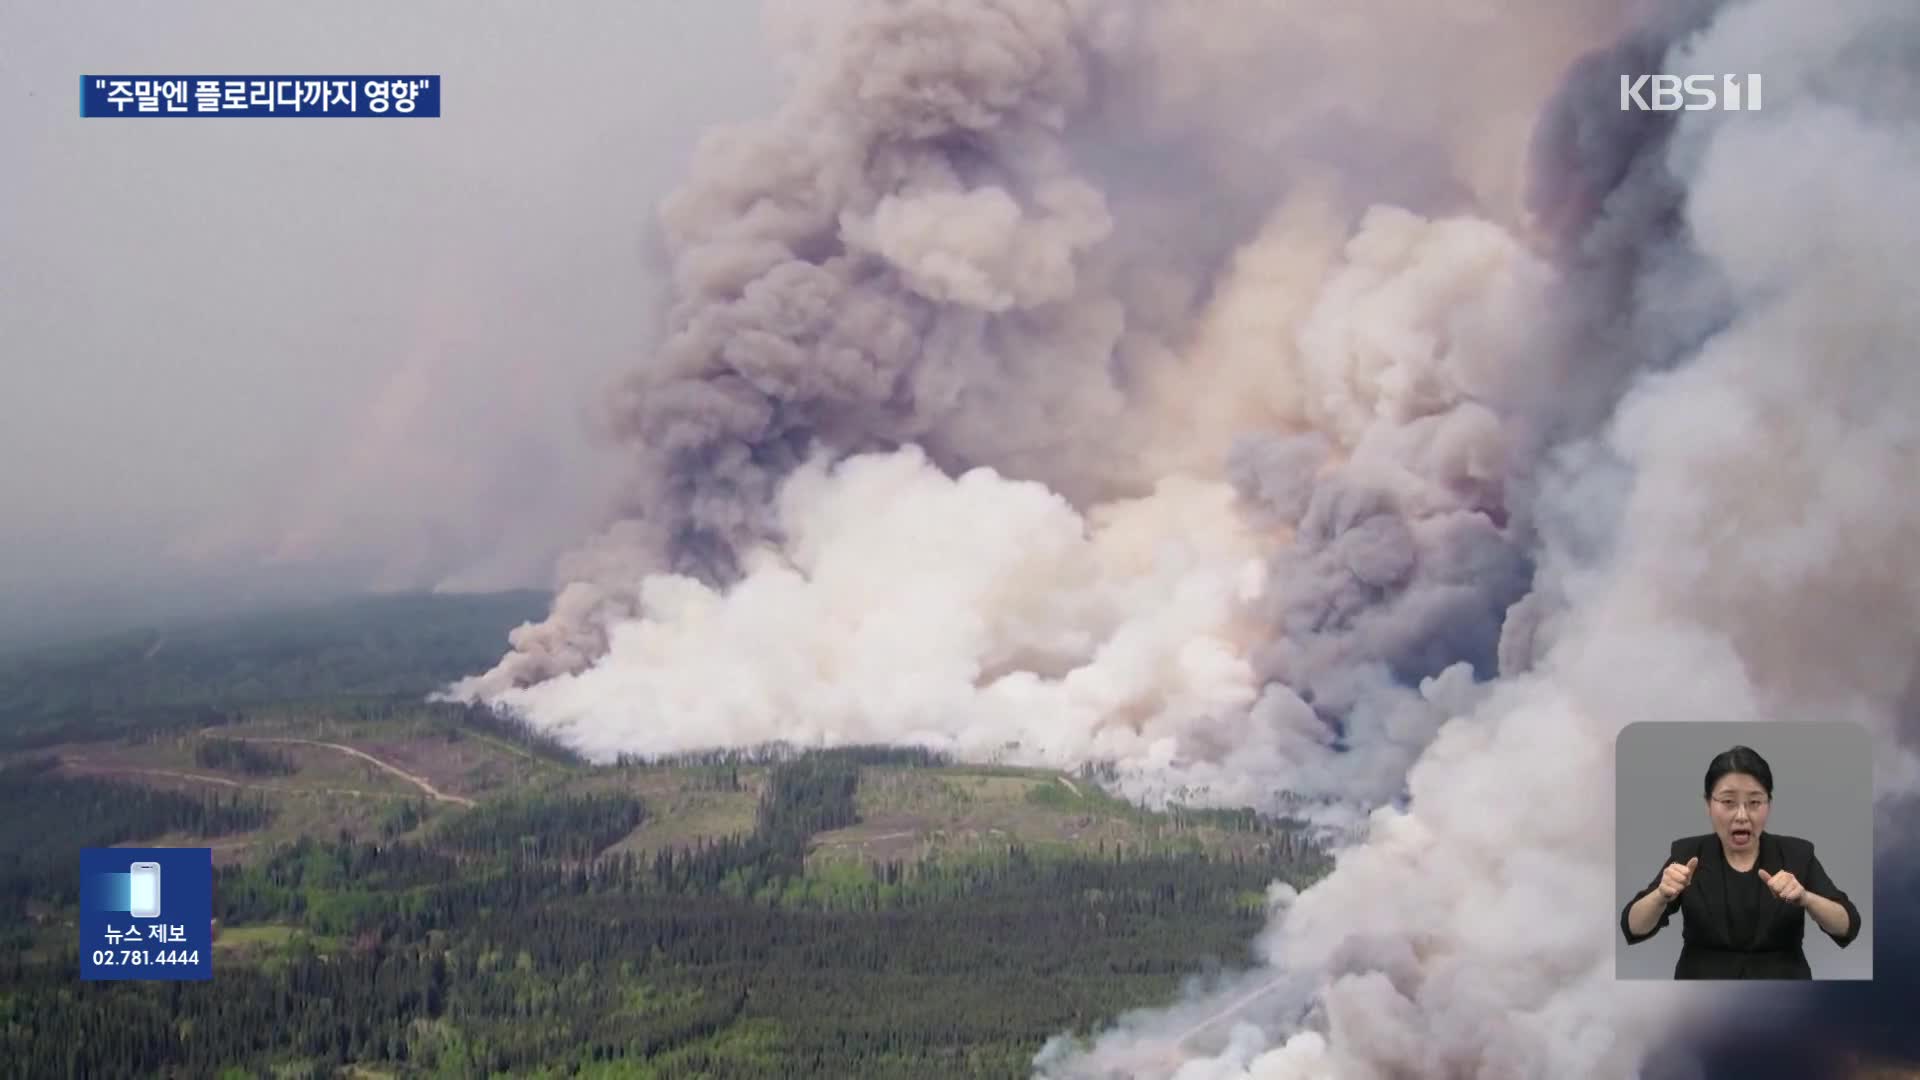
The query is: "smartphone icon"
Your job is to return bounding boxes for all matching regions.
[129,862,161,919]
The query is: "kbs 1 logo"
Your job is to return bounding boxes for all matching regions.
[1620,74,1763,112]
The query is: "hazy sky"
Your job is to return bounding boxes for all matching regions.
[0,2,776,637]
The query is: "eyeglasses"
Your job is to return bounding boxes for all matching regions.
[1711,798,1769,814]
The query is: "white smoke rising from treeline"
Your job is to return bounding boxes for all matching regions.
[447,0,1615,811]
[467,200,1550,814]
[445,0,1920,1074]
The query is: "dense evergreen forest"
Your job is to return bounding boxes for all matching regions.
[0,595,1331,1078]
[2,748,1322,1078]
[195,736,298,776]
[0,758,273,916]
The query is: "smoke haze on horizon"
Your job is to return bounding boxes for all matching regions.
[0,0,777,644]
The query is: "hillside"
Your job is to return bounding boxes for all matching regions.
[0,595,1329,1078]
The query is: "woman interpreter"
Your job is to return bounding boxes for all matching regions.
[1621,745,1862,979]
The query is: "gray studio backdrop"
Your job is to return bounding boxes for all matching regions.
[1615,721,1874,980]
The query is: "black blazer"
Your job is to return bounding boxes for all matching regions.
[1621,832,1861,979]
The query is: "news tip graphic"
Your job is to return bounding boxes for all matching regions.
[80,76,441,117]
[80,847,213,981]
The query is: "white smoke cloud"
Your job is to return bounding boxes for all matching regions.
[1038,0,1920,1075]
[455,0,1622,699]
[456,198,1549,822]
[1140,190,1555,483]
[479,446,1270,781]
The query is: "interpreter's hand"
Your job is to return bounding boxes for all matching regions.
[1657,856,1700,901]
[1759,868,1808,907]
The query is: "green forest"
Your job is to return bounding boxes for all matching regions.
[0,593,1331,1078]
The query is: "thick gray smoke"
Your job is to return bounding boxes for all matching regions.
[1037,0,1920,1076]
[457,0,1128,693]
[441,0,1625,824]
[446,0,1920,1074]
[452,0,1609,693]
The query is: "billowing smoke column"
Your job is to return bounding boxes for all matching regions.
[446,0,1920,1074]
[447,0,1614,811]
[1035,0,1920,1076]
